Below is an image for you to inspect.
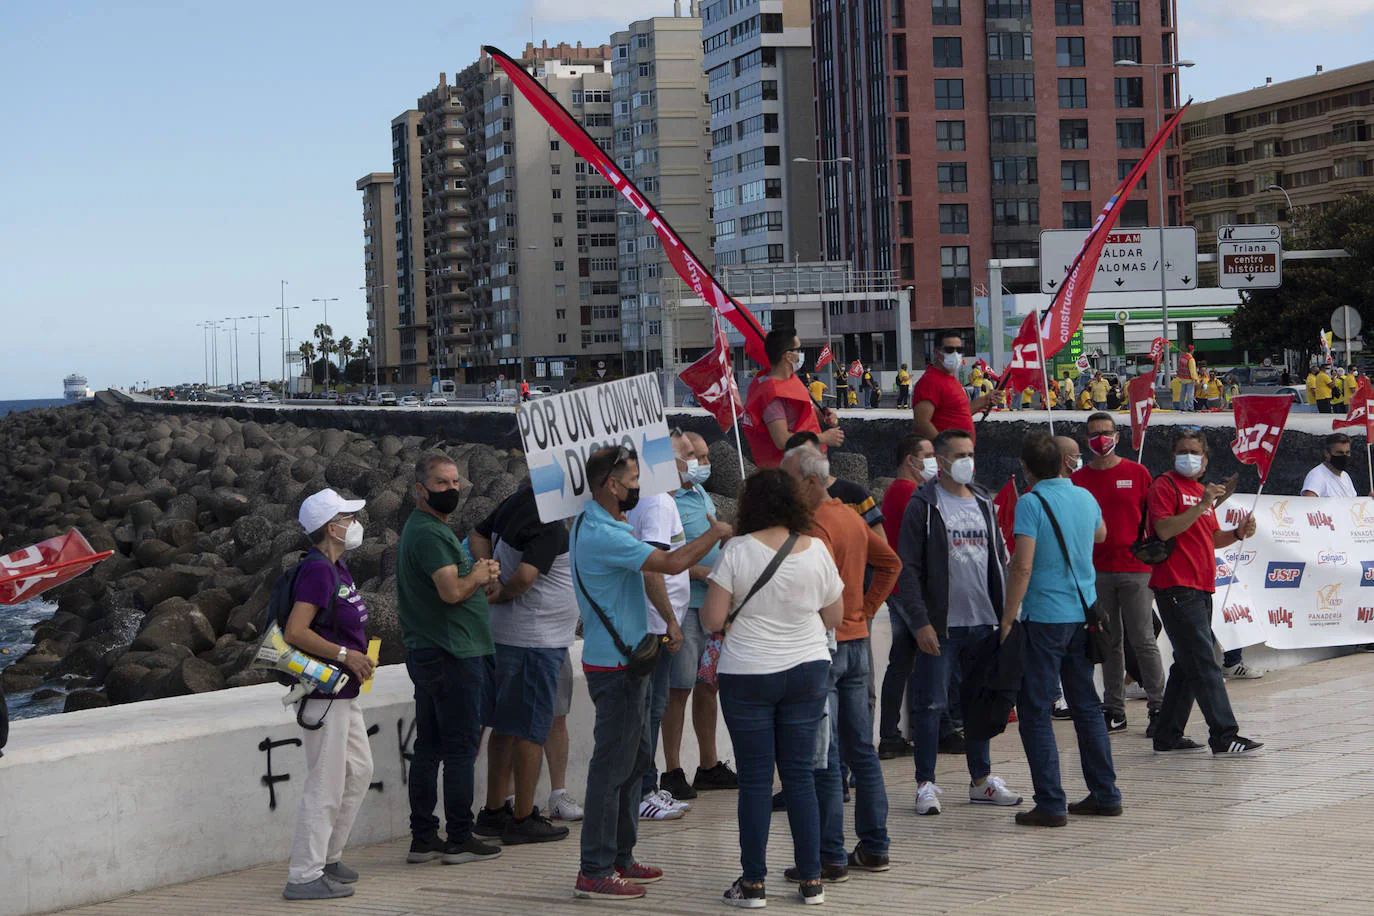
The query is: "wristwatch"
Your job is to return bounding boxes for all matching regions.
[336,646,348,663]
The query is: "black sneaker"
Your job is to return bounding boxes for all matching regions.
[785,864,850,884]
[1067,795,1123,816]
[407,833,446,863]
[1051,698,1072,720]
[798,879,824,906]
[843,785,851,804]
[1212,736,1264,757]
[441,836,503,865]
[694,760,739,791]
[847,843,890,872]
[1104,711,1128,733]
[878,736,912,760]
[658,766,698,800]
[772,790,787,811]
[937,730,966,755]
[723,877,766,908]
[1153,737,1207,754]
[1014,806,1068,827]
[472,802,513,840]
[1145,709,1160,739]
[500,807,570,845]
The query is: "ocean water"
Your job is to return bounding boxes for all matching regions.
[1,398,70,417]
[0,597,64,719]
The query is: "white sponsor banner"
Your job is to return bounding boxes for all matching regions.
[1211,495,1374,650]
[515,373,678,523]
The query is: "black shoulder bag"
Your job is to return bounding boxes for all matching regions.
[723,533,798,635]
[1030,493,1113,665]
[1131,475,1179,566]
[573,517,663,680]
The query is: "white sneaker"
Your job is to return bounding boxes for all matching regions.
[1052,697,1072,719]
[915,781,943,816]
[548,790,584,821]
[639,794,685,820]
[654,789,691,812]
[969,775,1023,807]
[1223,663,1264,679]
[1125,683,1148,701]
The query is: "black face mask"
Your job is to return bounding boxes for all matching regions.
[1330,454,1352,472]
[618,487,641,513]
[424,485,461,515]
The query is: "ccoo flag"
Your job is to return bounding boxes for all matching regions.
[1333,376,1374,434]
[485,45,771,368]
[1126,372,1157,451]
[679,316,743,432]
[1231,394,1292,484]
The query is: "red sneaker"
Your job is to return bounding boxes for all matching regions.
[615,861,664,884]
[574,873,646,900]
[1008,707,1018,723]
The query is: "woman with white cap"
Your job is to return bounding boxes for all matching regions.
[282,488,377,901]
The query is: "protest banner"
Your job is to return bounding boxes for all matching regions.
[515,373,677,523]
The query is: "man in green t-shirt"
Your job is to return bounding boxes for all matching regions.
[397,451,502,866]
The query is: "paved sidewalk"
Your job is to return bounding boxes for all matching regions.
[61,653,1374,916]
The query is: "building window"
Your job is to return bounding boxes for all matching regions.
[549,140,560,151]
[1054,0,1083,25]
[551,163,561,174]
[939,203,969,234]
[557,333,567,343]
[1116,118,1146,148]
[1058,78,1087,108]
[551,189,562,199]
[986,1,1032,16]
[638,62,654,77]
[936,120,966,150]
[1059,118,1089,148]
[988,73,1035,102]
[941,246,971,308]
[935,79,965,110]
[1118,159,1145,186]
[987,31,1032,61]
[1113,36,1141,64]
[1112,1,1140,25]
[1056,37,1085,67]
[556,309,566,319]
[1062,201,1093,228]
[933,37,963,67]
[990,115,1036,143]
[992,198,1039,227]
[554,260,565,271]
[991,156,1037,185]
[1114,77,1143,108]
[937,162,968,192]
[933,0,961,25]
[1061,160,1091,190]
[553,213,563,223]
[1120,199,1149,227]
[553,236,564,247]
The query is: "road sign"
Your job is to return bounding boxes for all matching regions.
[1039,227,1198,294]
[1218,240,1282,289]
[516,372,678,523]
[1218,224,1280,243]
[1331,305,1362,340]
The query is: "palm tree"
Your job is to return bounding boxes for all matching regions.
[297,342,316,391]
[337,335,354,367]
[314,323,334,389]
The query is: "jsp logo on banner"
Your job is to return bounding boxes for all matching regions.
[1213,495,1374,650]
[515,373,678,523]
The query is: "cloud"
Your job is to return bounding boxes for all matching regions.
[530,0,673,23]
[1195,0,1374,26]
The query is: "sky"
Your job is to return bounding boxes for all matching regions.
[2,0,1372,399]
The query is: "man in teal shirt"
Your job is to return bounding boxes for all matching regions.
[571,444,731,901]
[397,452,502,865]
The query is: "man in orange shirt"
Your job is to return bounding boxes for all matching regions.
[783,444,900,878]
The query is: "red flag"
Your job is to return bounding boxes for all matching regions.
[1231,394,1292,484]
[1004,312,1047,393]
[815,344,834,370]
[679,319,743,432]
[974,358,1001,383]
[1333,377,1374,432]
[1126,372,1157,450]
[1038,102,1192,360]
[485,46,770,368]
[1148,337,1169,366]
[0,530,112,605]
[848,360,864,380]
[993,478,1019,556]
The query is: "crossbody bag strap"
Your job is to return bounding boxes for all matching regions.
[572,517,636,661]
[1137,473,1179,540]
[1030,492,1092,618]
[724,532,798,631]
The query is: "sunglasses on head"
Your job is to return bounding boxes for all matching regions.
[601,445,638,488]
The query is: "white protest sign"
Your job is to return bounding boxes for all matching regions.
[516,373,678,523]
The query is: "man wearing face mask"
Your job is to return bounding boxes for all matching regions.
[1302,432,1360,498]
[742,328,844,468]
[1072,414,1166,736]
[1054,437,1082,477]
[397,452,504,867]
[912,331,1000,441]
[1146,430,1263,757]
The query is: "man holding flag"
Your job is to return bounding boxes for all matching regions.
[742,329,843,468]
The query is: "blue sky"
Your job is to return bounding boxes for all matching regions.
[2,0,1371,399]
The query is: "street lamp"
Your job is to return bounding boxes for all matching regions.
[250,314,270,386]
[195,322,212,387]
[1115,58,1195,387]
[311,297,339,392]
[276,304,300,393]
[223,317,248,388]
[360,284,390,392]
[1266,184,1297,233]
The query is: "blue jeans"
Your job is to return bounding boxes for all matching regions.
[1016,622,1120,815]
[911,626,994,784]
[1180,382,1195,410]
[880,601,961,741]
[405,649,494,841]
[817,639,889,862]
[720,660,830,881]
[581,668,652,878]
[640,647,674,797]
[1154,587,1240,748]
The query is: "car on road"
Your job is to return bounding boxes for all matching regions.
[377,391,398,407]
[242,395,259,403]
[526,385,555,399]
[259,394,279,404]
[424,395,448,407]
[1275,385,1318,413]
[400,395,422,407]
[345,394,365,406]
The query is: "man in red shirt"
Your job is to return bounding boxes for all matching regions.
[1071,413,1166,737]
[911,331,1000,440]
[1146,429,1262,757]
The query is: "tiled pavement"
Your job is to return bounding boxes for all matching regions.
[60,653,1374,916]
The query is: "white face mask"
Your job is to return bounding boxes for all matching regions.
[1174,454,1204,478]
[683,458,711,486]
[335,519,364,551]
[920,457,940,481]
[941,351,963,374]
[792,350,806,371]
[1068,457,1082,473]
[948,457,976,485]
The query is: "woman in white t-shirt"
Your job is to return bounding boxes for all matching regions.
[702,469,845,908]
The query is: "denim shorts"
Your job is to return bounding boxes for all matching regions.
[669,608,710,691]
[491,643,566,744]
[554,648,573,717]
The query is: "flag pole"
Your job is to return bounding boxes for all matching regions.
[1367,441,1372,497]
[715,311,747,482]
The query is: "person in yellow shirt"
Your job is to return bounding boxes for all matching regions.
[1315,364,1334,413]
[1331,368,1348,410]
[1204,373,1223,409]
[1077,388,1094,410]
[1089,373,1110,408]
[1022,387,1034,408]
[807,373,828,406]
[1306,368,1319,405]
[1343,367,1361,404]
[1046,386,1058,409]
[1170,375,1182,410]
[1059,375,1075,411]
[895,363,912,408]
[1178,346,1199,411]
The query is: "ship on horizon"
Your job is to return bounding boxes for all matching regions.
[64,372,93,400]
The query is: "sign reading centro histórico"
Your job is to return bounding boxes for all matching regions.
[515,373,677,523]
[1218,240,1283,289]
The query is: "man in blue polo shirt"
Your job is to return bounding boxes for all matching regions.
[1001,432,1119,828]
[570,444,732,902]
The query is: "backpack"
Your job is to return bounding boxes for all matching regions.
[254,552,341,687]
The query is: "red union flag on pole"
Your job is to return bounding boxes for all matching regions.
[1231,394,1292,484]
[815,344,834,370]
[1126,372,1157,450]
[993,478,1019,556]
[485,46,771,368]
[1333,376,1374,433]
[0,530,113,606]
[1148,337,1169,366]
[679,318,743,432]
[848,360,864,380]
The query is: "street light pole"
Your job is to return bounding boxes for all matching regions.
[1266,184,1297,234]
[311,297,339,392]
[223,317,241,387]
[195,322,210,387]
[279,280,288,384]
[252,314,270,385]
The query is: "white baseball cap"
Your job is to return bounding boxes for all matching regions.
[299,488,367,535]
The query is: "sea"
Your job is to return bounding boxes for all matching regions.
[1,397,71,418]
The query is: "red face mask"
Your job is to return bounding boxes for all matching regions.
[1088,433,1118,457]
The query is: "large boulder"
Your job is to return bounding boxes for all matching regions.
[105,663,151,704]
[193,587,238,635]
[132,598,216,653]
[828,451,869,487]
[231,514,275,553]
[64,689,111,712]
[162,657,226,695]
[361,578,404,665]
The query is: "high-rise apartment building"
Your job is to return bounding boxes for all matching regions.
[356,173,400,385]
[817,0,1182,358]
[611,15,713,373]
[702,0,820,268]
